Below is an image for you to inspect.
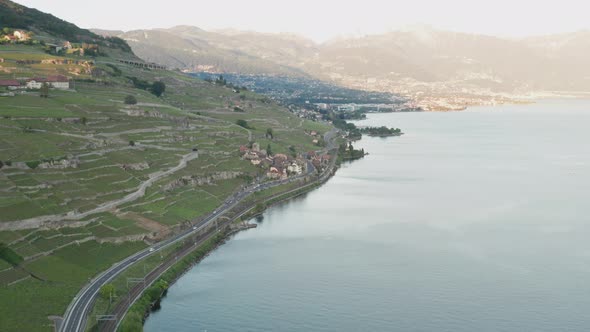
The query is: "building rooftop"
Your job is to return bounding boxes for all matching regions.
[30,75,69,83]
[0,80,20,86]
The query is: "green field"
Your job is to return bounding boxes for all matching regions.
[0,241,147,332]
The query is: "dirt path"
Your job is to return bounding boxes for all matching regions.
[0,152,199,231]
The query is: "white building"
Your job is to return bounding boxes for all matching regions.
[26,75,70,90]
[287,162,302,175]
[25,80,42,89]
[14,31,24,40]
[337,104,357,112]
[316,103,329,110]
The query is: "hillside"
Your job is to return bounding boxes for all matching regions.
[0,0,130,53]
[95,26,308,75]
[0,3,331,331]
[102,25,590,110]
[313,28,590,92]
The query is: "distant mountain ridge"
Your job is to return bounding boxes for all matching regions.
[94,26,309,76]
[94,25,590,109]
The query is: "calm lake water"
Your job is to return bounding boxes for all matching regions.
[145,99,590,331]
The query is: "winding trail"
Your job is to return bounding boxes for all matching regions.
[0,152,199,231]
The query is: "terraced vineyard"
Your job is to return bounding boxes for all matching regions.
[0,42,330,331]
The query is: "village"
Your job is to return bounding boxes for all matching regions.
[239,129,332,181]
[0,29,101,96]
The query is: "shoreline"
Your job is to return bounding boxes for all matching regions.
[109,151,341,331]
[130,119,402,329]
[421,94,590,112]
[61,126,341,332]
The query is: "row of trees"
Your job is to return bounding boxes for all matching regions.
[359,126,403,136]
[209,75,248,93]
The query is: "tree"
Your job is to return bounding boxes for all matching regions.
[316,137,326,147]
[339,143,347,154]
[80,117,87,125]
[215,75,226,86]
[348,142,354,151]
[0,160,3,169]
[0,242,23,266]
[40,82,49,98]
[267,143,273,156]
[266,128,274,139]
[99,283,115,300]
[150,81,166,97]
[124,95,137,105]
[146,279,169,303]
[129,140,135,146]
[236,119,249,129]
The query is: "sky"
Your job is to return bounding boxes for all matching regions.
[15,0,590,42]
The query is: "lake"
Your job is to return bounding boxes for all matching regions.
[145,99,590,331]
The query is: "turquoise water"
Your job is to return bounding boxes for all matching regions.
[145,100,590,331]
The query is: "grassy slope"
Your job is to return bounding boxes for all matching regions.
[0,42,330,331]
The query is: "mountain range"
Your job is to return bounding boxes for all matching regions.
[94,25,590,109]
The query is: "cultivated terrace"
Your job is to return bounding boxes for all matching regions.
[0,37,330,331]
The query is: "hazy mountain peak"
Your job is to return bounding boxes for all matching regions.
[103,24,590,97]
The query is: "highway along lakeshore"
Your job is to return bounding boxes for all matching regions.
[115,155,338,331]
[72,141,342,332]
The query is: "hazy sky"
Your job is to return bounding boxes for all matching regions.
[15,0,590,42]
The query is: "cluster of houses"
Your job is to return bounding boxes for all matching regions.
[239,143,305,180]
[290,107,321,121]
[2,30,30,43]
[307,150,333,171]
[308,130,323,145]
[0,75,70,91]
[45,41,99,56]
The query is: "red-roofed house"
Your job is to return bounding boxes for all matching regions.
[3,35,17,42]
[0,80,21,90]
[267,166,287,180]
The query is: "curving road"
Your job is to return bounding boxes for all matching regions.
[58,131,339,332]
